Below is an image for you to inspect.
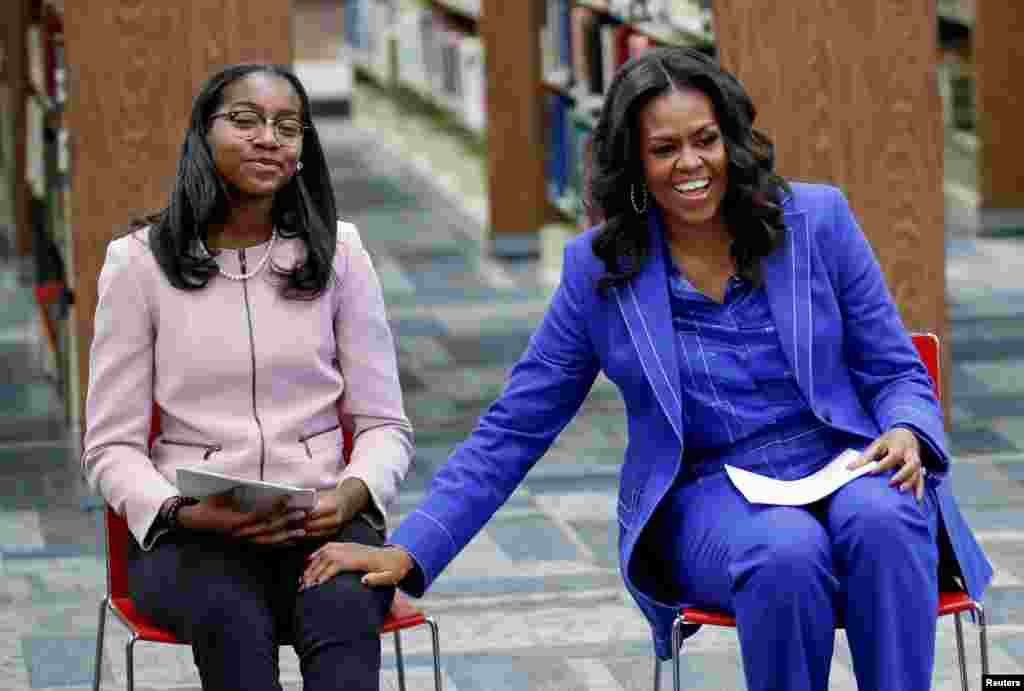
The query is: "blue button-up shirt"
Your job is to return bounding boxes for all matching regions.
[666,258,864,480]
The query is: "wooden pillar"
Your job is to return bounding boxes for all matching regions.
[712,2,946,353]
[63,0,292,431]
[3,0,32,259]
[975,2,1024,235]
[481,0,547,258]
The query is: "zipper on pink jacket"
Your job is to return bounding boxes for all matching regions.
[239,248,267,479]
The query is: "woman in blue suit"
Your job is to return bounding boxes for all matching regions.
[303,47,991,690]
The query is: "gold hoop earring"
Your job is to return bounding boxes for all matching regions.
[631,182,648,215]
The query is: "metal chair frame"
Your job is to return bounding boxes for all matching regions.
[92,506,443,691]
[652,333,990,691]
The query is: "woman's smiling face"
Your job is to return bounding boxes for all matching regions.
[638,86,729,232]
[206,72,304,199]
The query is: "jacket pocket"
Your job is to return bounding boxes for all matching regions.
[298,424,343,459]
[159,438,222,460]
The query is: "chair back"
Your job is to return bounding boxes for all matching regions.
[910,332,941,401]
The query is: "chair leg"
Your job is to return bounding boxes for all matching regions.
[93,597,108,691]
[125,635,138,691]
[653,656,662,691]
[954,613,969,691]
[426,617,444,691]
[976,603,990,677]
[671,616,684,691]
[393,630,406,691]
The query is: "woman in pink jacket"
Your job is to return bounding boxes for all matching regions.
[81,63,412,691]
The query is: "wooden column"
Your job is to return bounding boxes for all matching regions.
[712,2,946,351]
[3,0,31,259]
[481,0,547,258]
[975,2,1024,235]
[63,1,292,430]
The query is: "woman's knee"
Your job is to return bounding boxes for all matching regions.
[728,508,833,592]
[295,572,394,646]
[829,474,935,558]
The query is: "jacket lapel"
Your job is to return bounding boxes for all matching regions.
[613,211,684,443]
[762,209,814,406]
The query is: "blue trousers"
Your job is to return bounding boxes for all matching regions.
[657,468,940,691]
[127,517,395,691]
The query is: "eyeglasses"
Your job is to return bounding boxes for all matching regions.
[209,109,308,147]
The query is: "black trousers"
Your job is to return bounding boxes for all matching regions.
[127,517,395,691]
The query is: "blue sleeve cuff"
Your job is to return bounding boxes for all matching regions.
[891,422,947,476]
[387,509,461,597]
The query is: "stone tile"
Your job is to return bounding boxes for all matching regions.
[976,587,1024,626]
[444,653,562,691]
[0,383,62,422]
[21,636,95,688]
[534,492,616,524]
[962,508,1024,533]
[960,360,1024,397]
[488,513,582,562]
[0,511,44,551]
[947,464,1024,507]
[991,418,1024,456]
[565,658,626,691]
[999,633,1024,666]
[950,425,1019,456]
[397,334,453,371]
[375,254,417,297]
[567,520,619,569]
[444,330,534,367]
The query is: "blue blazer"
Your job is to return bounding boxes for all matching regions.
[390,182,992,659]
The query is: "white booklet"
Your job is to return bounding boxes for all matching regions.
[176,467,318,513]
[724,449,878,506]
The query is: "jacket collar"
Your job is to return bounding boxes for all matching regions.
[613,201,813,442]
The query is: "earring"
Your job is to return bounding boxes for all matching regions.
[296,161,304,172]
[631,182,648,214]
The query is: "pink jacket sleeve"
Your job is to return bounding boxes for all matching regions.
[334,223,413,527]
[81,237,178,546]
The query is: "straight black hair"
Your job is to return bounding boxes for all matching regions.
[140,63,337,299]
[589,47,789,295]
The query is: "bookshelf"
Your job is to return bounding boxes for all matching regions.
[341,0,977,255]
[541,0,715,229]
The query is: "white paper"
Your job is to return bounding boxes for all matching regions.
[724,449,878,506]
[176,467,318,513]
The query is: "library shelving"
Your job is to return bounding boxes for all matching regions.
[342,0,486,138]
[541,0,715,230]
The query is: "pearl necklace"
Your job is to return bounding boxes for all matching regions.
[215,229,278,281]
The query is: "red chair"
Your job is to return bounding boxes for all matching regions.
[653,333,990,691]
[92,419,442,691]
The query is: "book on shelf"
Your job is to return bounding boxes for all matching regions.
[346,0,487,135]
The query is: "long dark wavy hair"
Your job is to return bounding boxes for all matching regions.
[589,47,789,295]
[139,63,337,299]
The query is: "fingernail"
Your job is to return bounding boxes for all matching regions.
[291,529,306,538]
[288,511,306,521]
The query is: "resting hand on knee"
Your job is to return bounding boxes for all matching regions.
[847,427,926,502]
[300,543,414,590]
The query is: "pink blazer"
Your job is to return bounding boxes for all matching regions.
[82,222,413,548]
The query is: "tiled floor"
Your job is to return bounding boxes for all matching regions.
[1,83,1023,689]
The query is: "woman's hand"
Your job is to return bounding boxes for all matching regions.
[300,543,414,591]
[178,494,308,545]
[847,427,927,502]
[300,477,371,540]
